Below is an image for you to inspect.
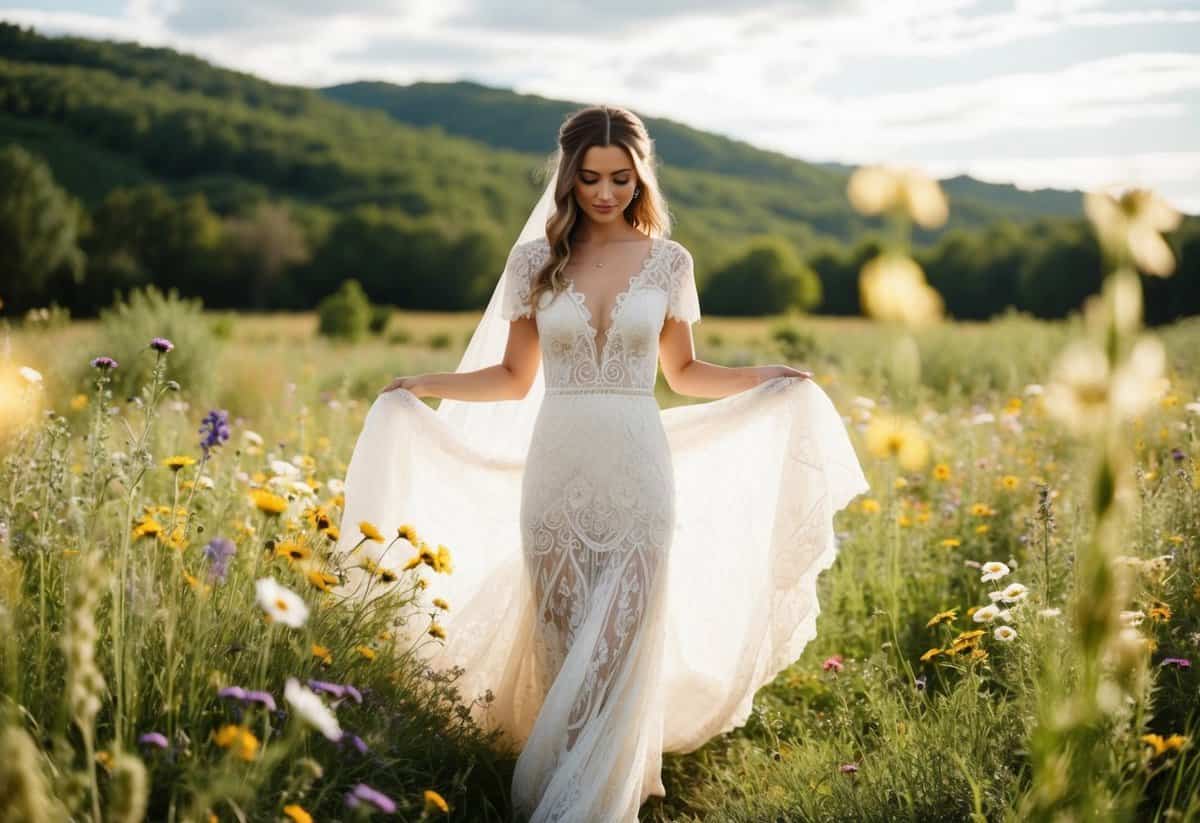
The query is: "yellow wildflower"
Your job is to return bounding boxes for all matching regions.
[919,648,942,662]
[311,643,332,665]
[424,790,450,814]
[307,570,339,592]
[970,503,995,517]
[356,645,376,661]
[359,521,384,543]
[436,544,454,575]
[397,523,420,543]
[932,463,952,481]
[860,498,881,514]
[132,514,164,540]
[975,524,991,534]
[1000,475,1020,490]
[926,608,957,628]
[433,597,450,611]
[250,489,288,515]
[939,537,961,548]
[163,455,196,471]
[213,724,259,761]
[283,805,313,823]
[1142,733,1190,757]
[429,622,447,640]
[70,393,89,411]
[275,541,312,563]
[1148,602,1172,622]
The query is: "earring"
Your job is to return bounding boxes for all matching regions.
[632,187,641,200]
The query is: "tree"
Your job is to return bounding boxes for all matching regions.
[0,145,84,309]
[700,236,821,316]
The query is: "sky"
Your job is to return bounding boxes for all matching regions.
[3,0,1199,213]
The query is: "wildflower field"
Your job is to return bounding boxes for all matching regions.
[3,181,1199,822]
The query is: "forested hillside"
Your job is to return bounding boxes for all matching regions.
[1,21,1197,322]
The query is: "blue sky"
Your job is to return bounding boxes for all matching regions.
[3,0,1198,212]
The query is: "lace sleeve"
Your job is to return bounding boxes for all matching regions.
[667,241,701,324]
[500,242,534,321]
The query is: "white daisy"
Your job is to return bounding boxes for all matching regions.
[1038,607,1062,618]
[997,583,1029,604]
[284,677,342,741]
[972,604,1002,623]
[980,561,1011,583]
[326,478,345,495]
[269,459,300,479]
[1023,384,1044,396]
[255,578,309,628]
[994,625,1018,642]
[242,430,264,447]
[18,366,43,385]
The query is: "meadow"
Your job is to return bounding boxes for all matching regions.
[2,289,1198,821]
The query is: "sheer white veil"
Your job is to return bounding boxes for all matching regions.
[433,151,560,462]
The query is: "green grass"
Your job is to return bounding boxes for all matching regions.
[2,308,1198,821]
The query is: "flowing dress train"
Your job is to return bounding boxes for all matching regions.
[335,236,869,821]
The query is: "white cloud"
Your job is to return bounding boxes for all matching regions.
[1,0,1196,208]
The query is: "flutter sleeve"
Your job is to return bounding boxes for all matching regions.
[667,241,702,324]
[500,242,534,321]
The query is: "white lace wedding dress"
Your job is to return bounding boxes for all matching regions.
[335,235,869,822]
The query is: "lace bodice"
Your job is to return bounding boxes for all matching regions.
[500,236,701,394]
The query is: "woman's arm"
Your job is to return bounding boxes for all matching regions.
[379,315,541,401]
[658,317,810,399]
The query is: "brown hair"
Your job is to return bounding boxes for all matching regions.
[527,105,671,312]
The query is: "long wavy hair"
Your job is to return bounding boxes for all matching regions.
[527,105,672,312]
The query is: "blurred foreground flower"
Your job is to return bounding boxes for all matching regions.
[858,254,943,327]
[255,578,309,628]
[847,165,949,229]
[1085,188,1181,276]
[865,413,929,471]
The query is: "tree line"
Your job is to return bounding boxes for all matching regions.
[4,144,1197,324]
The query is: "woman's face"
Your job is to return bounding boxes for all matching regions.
[574,145,638,225]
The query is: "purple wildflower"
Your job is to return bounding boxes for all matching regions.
[244,690,278,711]
[345,784,396,813]
[149,337,174,353]
[840,763,859,774]
[217,684,276,711]
[203,537,237,583]
[1171,448,1185,463]
[138,732,169,749]
[822,655,844,673]
[91,356,119,370]
[308,679,363,704]
[339,732,369,755]
[1161,657,1192,669]
[199,409,231,457]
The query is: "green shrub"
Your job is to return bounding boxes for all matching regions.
[95,285,222,402]
[316,279,371,342]
[387,327,412,345]
[368,303,393,335]
[769,316,818,362]
[427,331,452,350]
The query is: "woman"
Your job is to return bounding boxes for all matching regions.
[336,105,869,821]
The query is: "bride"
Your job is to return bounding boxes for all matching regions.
[335,105,869,822]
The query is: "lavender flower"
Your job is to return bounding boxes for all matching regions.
[199,409,231,457]
[345,784,396,813]
[1171,448,1185,463]
[1161,657,1192,669]
[308,679,364,704]
[339,732,369,755]
[203,537,237,583]
[150,337,174,353]
[840,763,859,774]
[138,732,169,749]
[217,685,276,711]
[91,356,119,370]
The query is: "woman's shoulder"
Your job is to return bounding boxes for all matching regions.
[660,237,693,267]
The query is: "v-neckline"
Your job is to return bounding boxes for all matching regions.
[564,235,660,369]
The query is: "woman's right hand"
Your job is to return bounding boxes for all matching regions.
[380,375,426,396]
